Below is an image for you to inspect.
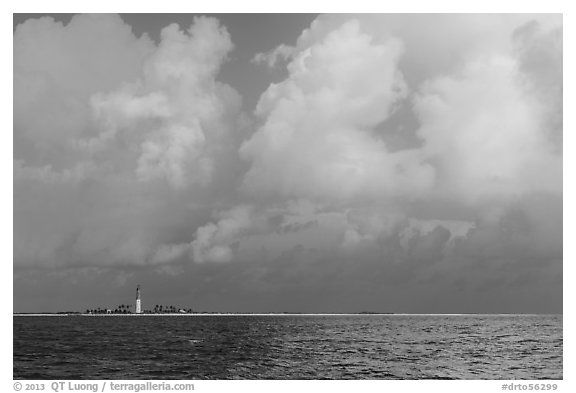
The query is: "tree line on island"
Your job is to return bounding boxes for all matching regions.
[85,304,194,314]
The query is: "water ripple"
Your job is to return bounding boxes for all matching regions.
[14,314,562,380]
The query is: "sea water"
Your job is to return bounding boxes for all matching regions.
[13,314,562,379]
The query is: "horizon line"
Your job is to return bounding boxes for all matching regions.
[13,312,563,316]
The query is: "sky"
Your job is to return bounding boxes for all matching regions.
[13,13,562,313]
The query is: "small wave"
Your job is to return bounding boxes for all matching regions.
[518,339,541,344]
[13,314,563,379]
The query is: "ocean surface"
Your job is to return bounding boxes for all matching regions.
[13,314,562,380]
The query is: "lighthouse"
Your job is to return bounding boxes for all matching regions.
[135,285,142,314]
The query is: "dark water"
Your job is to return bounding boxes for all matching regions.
[13,314,562,380]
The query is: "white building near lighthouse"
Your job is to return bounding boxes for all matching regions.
[136,285,142,314]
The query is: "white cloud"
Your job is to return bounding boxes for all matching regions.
[414,51,561,203]
[14,15,244,268]
[252,43,295,68]
[241,19,434,201]
[91,17,241,189]
[14,14,154,151]
[246,14,562,206]
[14,14,562,276]
[235,14,561,266]
[191,206,255,263]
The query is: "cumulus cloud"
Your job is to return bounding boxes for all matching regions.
[14,15,244,268]
[242,15,562,206]
[241,19,434,201]
[91,17,241,189]
[191,205,256,263]
[214,14,561,267]
[146,13,561,270]
[14,14,153,153]
[414,52,561,203]
[252,43,295,68]
[14,14,562,313]
[513,21,563,152]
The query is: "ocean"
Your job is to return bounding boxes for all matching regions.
[13,314,562,380]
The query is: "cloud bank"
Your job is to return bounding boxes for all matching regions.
[15,15,242,267]
[14,14,562,312]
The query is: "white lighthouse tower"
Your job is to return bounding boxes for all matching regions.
[135,285,142,314]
